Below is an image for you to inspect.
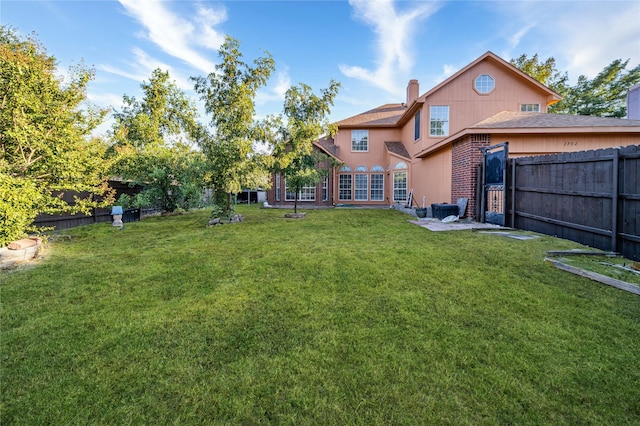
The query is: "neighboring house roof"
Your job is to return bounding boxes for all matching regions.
[336,104,406,127]
[416,111,640,158]
[314,135,341,160]
[384,141,411,160]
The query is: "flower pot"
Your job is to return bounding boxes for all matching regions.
[415,208,428,218]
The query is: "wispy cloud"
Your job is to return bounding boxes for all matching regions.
[339,0,440,94]
[97,47,194,92]
[433,64,458,85]
[118,0,225,74]
[487,1,640,81]
[553,2,640,79]
[255,68,292,115]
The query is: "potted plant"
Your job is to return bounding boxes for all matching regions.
[416,196,428,218]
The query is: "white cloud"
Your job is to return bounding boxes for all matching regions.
[433,64,458,85]
[256,68,291,107]
[553,2,640,79]
[339,0,441,94]
[487,1,639,82]
[118,0,225,73]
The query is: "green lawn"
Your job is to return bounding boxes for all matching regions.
[1,207,639,425]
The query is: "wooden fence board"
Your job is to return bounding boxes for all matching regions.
[508,145,639,261]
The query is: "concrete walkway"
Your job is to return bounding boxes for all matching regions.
[408,218,503,232]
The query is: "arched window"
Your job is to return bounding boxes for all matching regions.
[394,162,408,170]
[371,165,384,172]
[355,165,368,172]
[340,166,352,172]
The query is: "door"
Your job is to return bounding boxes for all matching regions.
[481,142,508,226]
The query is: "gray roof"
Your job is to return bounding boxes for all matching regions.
[314,135,340,159]
[336,104,406,127]
[384,141,411,159]
[471,111,640,129]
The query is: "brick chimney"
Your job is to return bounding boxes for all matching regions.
[406,79,419,106]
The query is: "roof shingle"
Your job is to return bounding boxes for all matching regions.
[471,111,640,129]
[336,103,406,127]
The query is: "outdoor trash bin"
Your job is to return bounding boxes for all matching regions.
[431,203,459,220]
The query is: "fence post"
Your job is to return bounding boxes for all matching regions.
[510,158,516,228]
[611,148,619,253]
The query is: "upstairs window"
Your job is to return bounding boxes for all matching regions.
[351,130,368,152]
[414,110,421,140]
[429,106,449,137]
[475,74,495,94]
[520,103,540,112]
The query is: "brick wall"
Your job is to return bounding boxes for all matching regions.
[451,134,490,219]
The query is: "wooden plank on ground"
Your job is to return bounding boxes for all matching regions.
[544,257,640,296]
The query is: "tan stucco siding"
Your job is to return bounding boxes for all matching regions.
[502,134,640,157]
[334,128,402,170]
[411,149,452,207]
[416,59,551,155]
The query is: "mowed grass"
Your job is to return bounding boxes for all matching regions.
[1,206,639,425]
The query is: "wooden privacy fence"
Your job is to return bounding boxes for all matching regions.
[32,180,144,232]
[506,145,639,261]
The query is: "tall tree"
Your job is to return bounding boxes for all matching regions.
[110,68,206,212]
[512,53,640,117]
[510,53,569,97]
[191,36,275,217]
[0,26,113,245]
[271,81,341,214]
[554,59,640,117]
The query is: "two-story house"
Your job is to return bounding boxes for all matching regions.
[266,51,640,219]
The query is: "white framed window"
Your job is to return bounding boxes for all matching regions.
[520,103,540,112]
[370,166,384,201]
[355,174,368,201]
[275,173,281,201]
[414,110,421,141]
[475,74,495,94]
[322,176,328,201]
[429,106,449,137]
[393,162,408,203]
[351,130,368,152]
[338,174,352,201]
[285,178,315,201]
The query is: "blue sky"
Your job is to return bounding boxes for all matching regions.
[2,0,639,136]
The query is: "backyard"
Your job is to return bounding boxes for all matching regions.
[1,206,638,424]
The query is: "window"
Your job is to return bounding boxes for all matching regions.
[475,74,495,94]
[393,162,408,202]
[338,174,352,201]
[429,106,449,136]
[322,176,328,201]
[414,110,421,140]
[275,174,281,201]
[355,174,368,201]
[351,130,368,152]
[520,103,540,112]
[285,182,316,201]
[370,167,384,201]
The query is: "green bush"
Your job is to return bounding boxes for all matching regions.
[0,174,43,246]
